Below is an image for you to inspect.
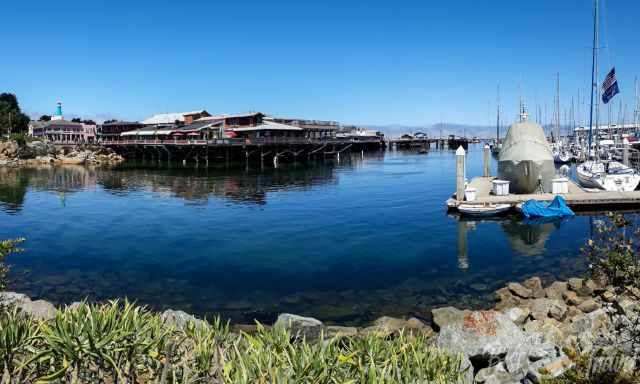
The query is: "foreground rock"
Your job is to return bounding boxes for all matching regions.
[0,140,125,166]
[0,292,56,320]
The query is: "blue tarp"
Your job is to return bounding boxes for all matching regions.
[520,196,575,219]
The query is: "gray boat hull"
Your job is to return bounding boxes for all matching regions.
[498,159,556,194]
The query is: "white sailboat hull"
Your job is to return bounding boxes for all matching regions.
[576,161,640,192]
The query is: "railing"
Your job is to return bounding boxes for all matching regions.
[101,137,384,146]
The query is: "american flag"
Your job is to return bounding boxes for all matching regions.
[602,67,620,104]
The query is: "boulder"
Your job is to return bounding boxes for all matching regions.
[474,362,507,383]
[544,282,568,300]
[274,313,323,339]
[504,347,529,377]
[562,291,582,306]
[503,307,529,325]
[601,290,616,303]
[432,306,467,330]
[161,309,206,329]
[523,319,564,346]
[0,292,56,320]
[507,282,532,299]
[324,326,358,338]
[567,278,583,292]
[363,316,431,336]
[548,300,567,321]
[529,298,554,320]
[577,299,600,313]
[566,309,610,337]
[21,300,56,320]
[436,310,525,361]
[526,356,574,383]
[523,277,545,298]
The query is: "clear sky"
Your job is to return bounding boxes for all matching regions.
[2,0,639,127]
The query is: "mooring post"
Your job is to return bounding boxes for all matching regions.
[483,144,490,177]
[456,145,466,201]
[623,138,630,166]
[273,155,278,167]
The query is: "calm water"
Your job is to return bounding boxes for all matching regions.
[0,145,603,325]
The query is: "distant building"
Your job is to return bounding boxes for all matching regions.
[141,110,210,127]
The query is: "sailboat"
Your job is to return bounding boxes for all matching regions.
[575,0,640,192]
[551,73,572,164]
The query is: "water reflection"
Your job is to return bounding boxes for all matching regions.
[0,161,348,211]
[501,218,565,257]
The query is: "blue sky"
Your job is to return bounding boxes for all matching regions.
[2,0,639,127]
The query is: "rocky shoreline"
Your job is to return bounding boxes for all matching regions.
[0,140,124,166]
[2,274,637,383]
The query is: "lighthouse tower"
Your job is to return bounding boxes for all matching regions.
[52,101,63,121]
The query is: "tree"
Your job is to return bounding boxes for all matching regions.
[0,93,30,135]
[71,118,82,123]
[82,119,96,125]
[38,115,51,122]
[103,119,117,124]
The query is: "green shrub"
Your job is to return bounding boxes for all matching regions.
[0,238,23,291]
[0,301,464,383]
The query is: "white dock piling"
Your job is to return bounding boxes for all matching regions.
[623,138,630,166]
[456,146,466,201]
[483,144,490,177]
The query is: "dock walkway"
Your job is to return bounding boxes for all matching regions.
[447,177,640,210]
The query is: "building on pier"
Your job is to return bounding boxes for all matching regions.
[97,121,144,142]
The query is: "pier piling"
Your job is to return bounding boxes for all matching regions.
[483,144,490,177]
[623,138,630,166]
[456,146,466,201]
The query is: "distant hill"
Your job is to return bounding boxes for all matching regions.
[361,123,496,139]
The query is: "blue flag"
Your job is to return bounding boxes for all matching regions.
[602,67,620,104]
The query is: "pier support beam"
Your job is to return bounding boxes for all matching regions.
[483,144,490,177]
[456,146,466,201]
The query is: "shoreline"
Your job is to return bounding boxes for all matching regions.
[2,273,636,382]
[0,140,125,167]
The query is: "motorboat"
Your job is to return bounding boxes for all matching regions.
[458,203,511,216]
[497,106,556,193]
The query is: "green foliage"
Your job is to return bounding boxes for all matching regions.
[0,301,464,383]
[0,93,30,135]
[582,213,640,295]
[0,238,23,291]
[38,115,51,122]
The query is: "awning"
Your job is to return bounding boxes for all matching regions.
[187,132,200,136]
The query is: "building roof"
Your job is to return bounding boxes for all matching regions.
[30,119,83,128]
[100,121,143,126]
[231,121,302,132]
[141,110,208,125]
[194,112,264,122]
[121,120,222,136]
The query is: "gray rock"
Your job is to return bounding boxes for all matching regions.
[577,299,600,313]
[544,281,568,300]
[484,371,521,384]
[523,319,564,346]
[527,342,557,361]
[526,356,573,383]
[548,300,567,321]
[508,282,532,299]
[567,309,610,336]
[432,306,467,330]
[562,291,582,306]
[161,309,206,329]
[503,307,529,325]
[475,362,507,383]
[523,277,545,298]
[505,347,529,377]
[21,300,56,320]
[437,310,525,361]
[529,298,553,320]
[567,278,583,292]
[0,292,56,320]
[324,326,358,338]
[274,313,323,339]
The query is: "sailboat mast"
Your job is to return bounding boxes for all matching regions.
[496,84,500,144]
[556,72,560,142]
[635,76,639,131]
[587,0,599,157]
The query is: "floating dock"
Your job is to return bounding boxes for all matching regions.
[447,176,640,211]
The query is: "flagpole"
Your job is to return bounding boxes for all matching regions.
[588,0,598,159]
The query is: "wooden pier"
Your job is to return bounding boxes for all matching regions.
[102,137,384,164]
[447,176,640,211]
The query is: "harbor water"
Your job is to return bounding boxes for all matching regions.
[0,145,613,325]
